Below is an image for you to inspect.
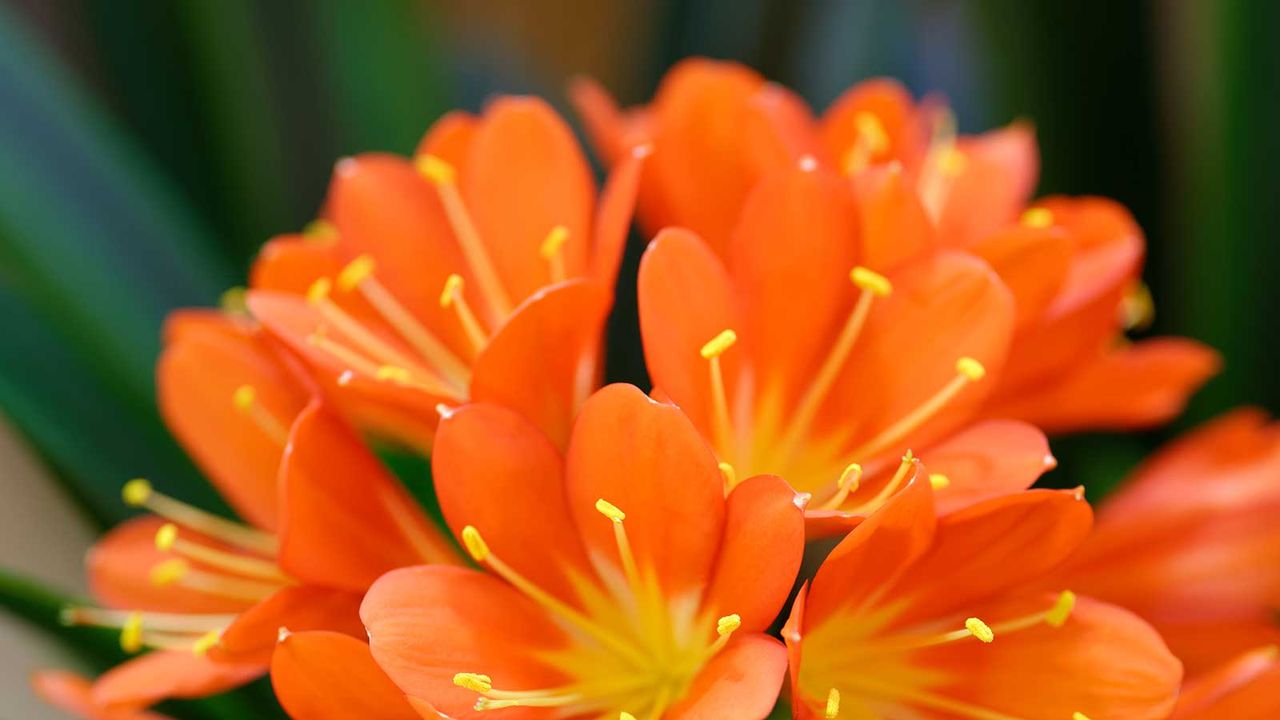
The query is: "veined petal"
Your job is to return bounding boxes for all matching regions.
[937,122,1039,246]
[664,634,788,720]
[851,163,935,271]
[969,224,1073,328]
[91,650,262,710]
[271,631,420,720]
[250,234,344,296]
[215,586,364,666]
[1173,646,1280,719]
[923,420,1055,515]
[415,110,477,168]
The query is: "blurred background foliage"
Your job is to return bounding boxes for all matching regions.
[0,0,1275,716]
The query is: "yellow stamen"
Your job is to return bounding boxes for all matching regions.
[192,629,221,656]
[155,523,178,551]
[965,617,994,643]
[595,499,626,523]
[1046,590,1077,628]
[940,148,968,176]
[541,225,570,283]
[376,365,412,383]
[716,614,742,636]
[439,273,489,352]
[596,498,645,609]
[123,479,277,556]
[336,254,375,293]
[842,112,890,175]
[461,525,490,563]
[850,266,892,297]
[120,612,143,653]
[621,714,638,720]
[302,219,338,242]
[718,461,737,494]
[219,286,248,314]
[62,607,234,635]
[1020,207,1055,228]
[825,688,841,719]
[846,358,985,462]
[150,558,189,586]
[309,331,453,397]
[415,153,513,317]
[171,566,286,602]
[1121,281,1155,331]
[306,277,331,304]
[701,329,737,458]
[928,473,951,490]
[157,524,289,582]
[819,463,863,511]
[454,673,493,694]
[847,454,916,514]
[1073,713,1092,720]
[232,384,290,445]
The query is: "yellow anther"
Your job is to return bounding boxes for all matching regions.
[232,385,256,412]
[1072,713,1092,720]
[850,266,892,297]
[700,329,737,359]
[306,277,331,304]
[461,526,490,563]
[1121,281,1155,331]
[337,254,375,292]
[956,356,986,381]
[122,478,152,507]
[439,273,464,308]
[928,473,951,490]
[940,147,968,176]
[150,558,189,586]
[302,219,338,242]
[415,154,457,185]
[1046,590,1077,628]
[192,629,221,656]
[620,714,638,720]
[154,523,178,552]
[375,365,411,383]
[594,499,626,523]
[1020,207,1055,229]
[839,464,863,492]
[120,612,143,653]
[965,617,995,643]
[540,225,570,260]
[716,613,742,636]
[825,687,841,719]
[453,672,493,693]
[718,462,737,491]
[854,112,890,155]
[219,286,247,314]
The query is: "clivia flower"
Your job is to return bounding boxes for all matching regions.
[574,58,1218,435]
[1170,645,1280,720]
[783,473,1182,720]
[1052,409,1280,675]
[51,310,460,712]
[273,383,806,719]
[247,97,643,451]
[637,166,1052,531]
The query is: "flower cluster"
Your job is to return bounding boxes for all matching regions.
[32,59,1277,720]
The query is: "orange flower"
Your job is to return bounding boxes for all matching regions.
[1052,409,1280,675]
[783,475,1182,720]
[636,170,1051,532]
[54,310,459,711]
[31,671,172,720]
[1171,646,1280,719]
[247,97,643,451]
[575,58,1218,434]
[314,384,806,719]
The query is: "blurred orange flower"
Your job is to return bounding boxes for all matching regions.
[55,311,459,711]
[247,97,642,451]
[574,58,1218,435]
[310,384,806,719]
[1171,646,1280,719]
[1053,409,1280,675]
[783,476,1182,720]
[31,671,171,720]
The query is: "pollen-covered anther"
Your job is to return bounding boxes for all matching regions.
[375,365,411,383]
[540,225,570,260]
[453,672,493,694]
[1046,590,1077,628]
[337,254,376,293]
[594,498,626,523]
[415,154,457,185]
[965,617,995,643]
[461,525,491,563]
[850,266,892,297]
[219,286,248,314]
[192,629,221,656]
[620,713,637,720]
[955,356,986,381]
[306,277,332,305]
[1020,207,1055,228]
[155,523,178,551]
[439,273,465,309]
[1073,713,1092,720]
[928,473,950,490]
[700,329,737,359]
[940,147,968,176]
[150,558,189,587]
[122,478,152,507]
[825,687,841,719]
[119,612,144,653]
[718,461,737,493]
[716,613,742,636]
[232,385,256,412]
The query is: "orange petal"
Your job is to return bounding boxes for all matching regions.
[665,634,789,720]
[158,313,308,530]
[360,565,570,717]
[747,82,820,163]
[851,163,936,271]
[414,110,477,167]
[32,671,172,720]
[969,224,1073,328]
[923,419,1055,515]
[637,227,738,441]
[463,96,595,302]
[271,631,420,720]
[804,473,935,626]
[86,516,253,614]
[92,650,262,710]
[819,78,926,171]
[250,234,344,295]
[1173,646,1280,719]
[216,586,364,666]
[433,402,591,605]
[564,384,725,595]
[588,146,645,290]
[727,165,861,408]
[278,401,458,591]
[937,122,1039,246]
[568,74,634,169]
[703,475,806,633]
[918,595,1180,720]
[471,280,612,450]
[989,337,1221,432]
[890,489,1092,624]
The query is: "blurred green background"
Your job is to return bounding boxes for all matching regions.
[0,1,1275,717]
